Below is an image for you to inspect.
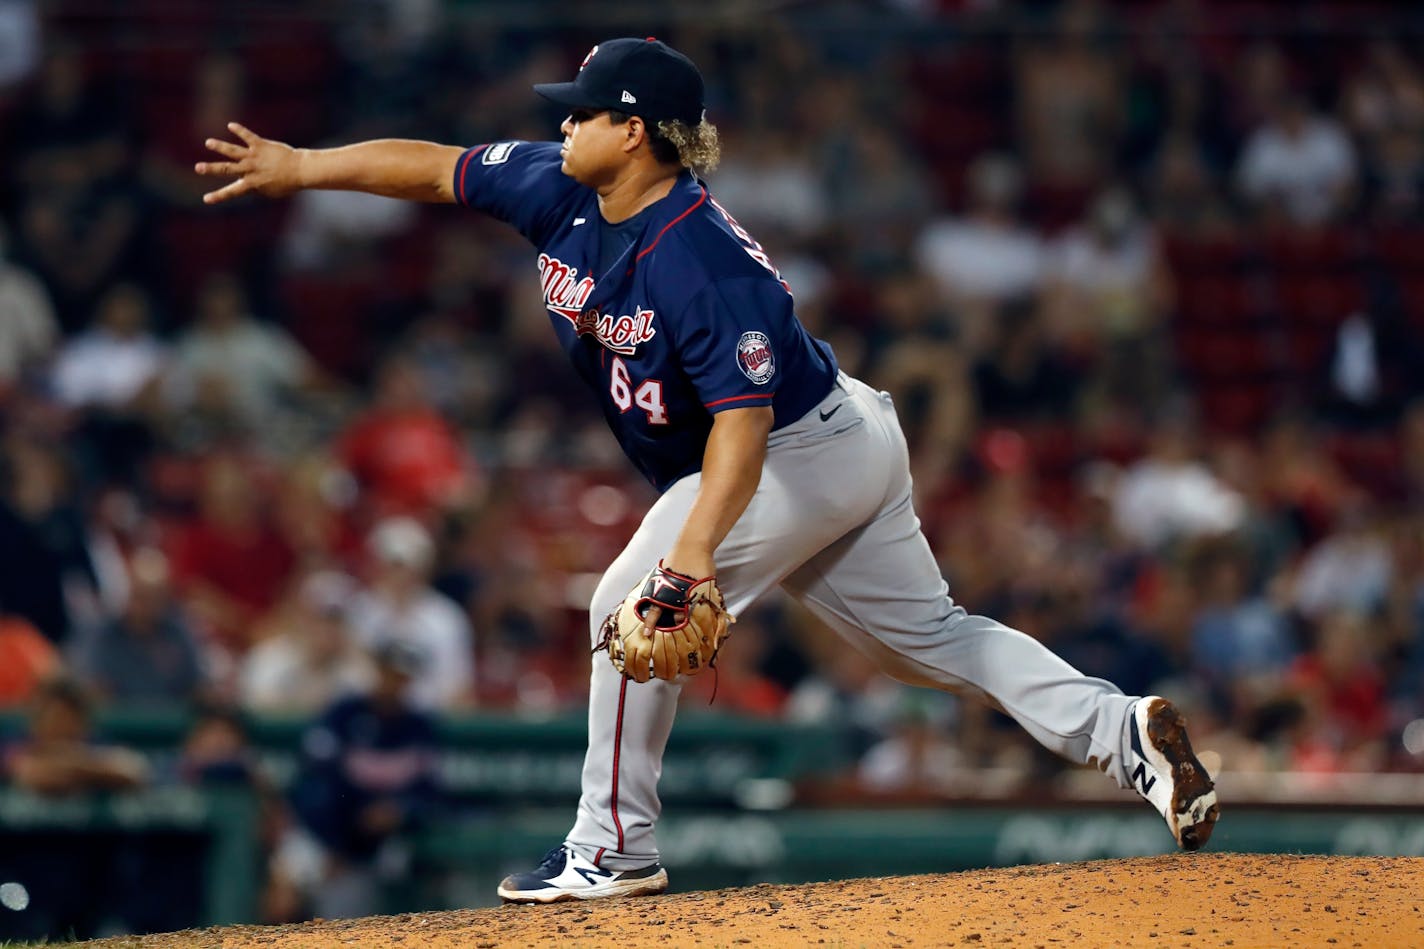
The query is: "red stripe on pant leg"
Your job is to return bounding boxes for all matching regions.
[610,675,628,855]
[594,847,606,866]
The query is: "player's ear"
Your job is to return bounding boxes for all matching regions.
[623,116,647,154]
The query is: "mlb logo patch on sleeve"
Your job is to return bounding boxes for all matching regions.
[482,142,519,165]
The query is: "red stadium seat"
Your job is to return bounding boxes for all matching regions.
[1175,274,1263,327]
[1198,381,1277,434]
[1175,326,1277,380]
[1162,234,1252,276]
[1271,274,1367,328]
[279,273,385,380]
[1261,227,1362,272]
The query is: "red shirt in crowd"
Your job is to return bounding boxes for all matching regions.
[170,517,296,651]
[337,408,468,516]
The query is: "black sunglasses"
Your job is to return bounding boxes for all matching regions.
[568,108,608,124]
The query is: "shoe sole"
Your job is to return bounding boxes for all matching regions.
[1143,697,1220,852]
[498,868,669,904]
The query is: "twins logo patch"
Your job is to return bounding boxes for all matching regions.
[482,142,518,165]
[736,331,775,384]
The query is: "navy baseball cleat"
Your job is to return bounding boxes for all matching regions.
[497,846,669,903]
[1127,696,1221,851]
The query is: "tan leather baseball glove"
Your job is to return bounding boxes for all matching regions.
[596,562,734,682]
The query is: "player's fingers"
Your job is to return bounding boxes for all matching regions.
[202,178,250,205]
[631,645,652,682]
[227,121,260,145]
[651,632,675,680]
[194,160,241,177]
[203,138,247,160]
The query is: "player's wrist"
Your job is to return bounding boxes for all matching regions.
[661,543,716,578]
[291,147,313,190]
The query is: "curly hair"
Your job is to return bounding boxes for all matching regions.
[653,118,722,176]
[610,111,722,176]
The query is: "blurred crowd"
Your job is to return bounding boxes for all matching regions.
[2,2,1424,915]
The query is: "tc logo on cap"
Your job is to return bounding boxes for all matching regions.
[580,45,599,70]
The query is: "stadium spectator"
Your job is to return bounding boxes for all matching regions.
[1186,538,1296,719]
[1043,186,1174,409]
[68,547,207,708]
[0,220,59,394]
[1147,133,1234,239]
[1110,411,1247,550]
[169,454,296,659]
[176,703,264,788]
[971,299,1081,422]
[50,282,165,411]
[914,153,1044,353]
[276,640,439,920]
[1287,609,1390,769]
[1013,0,1123,190]
[864,268,974,486]
[0,436,98,644]
[348,517,474,710]
[855,692,966,797]
[0,675,148,940]
[240,570,375,716]
[8,38,140,327]
[335,355,474,518]
[271,451,365,569]
[1341,40,1424,146]
[706,129,829,241]
[1289,502,1393,621]
[1235,92,1357,226]
[164,272,324,440]
[2,675,148,795]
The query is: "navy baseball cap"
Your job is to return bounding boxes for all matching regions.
[534,37,705,126]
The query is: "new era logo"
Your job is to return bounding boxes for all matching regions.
[621,90,637,104]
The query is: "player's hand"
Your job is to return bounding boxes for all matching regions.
[195,121,303,205]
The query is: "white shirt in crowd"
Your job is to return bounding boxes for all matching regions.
[51,329,167,409]
[348,587,474,711]
[1112,460,1247,549]
[0,260,58,384]
[1236,116,1357,224]
[165,319,310,422]
[915,218,1045,301]
[240,636,376,716]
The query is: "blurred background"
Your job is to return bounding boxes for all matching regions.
[1,0,1424,938]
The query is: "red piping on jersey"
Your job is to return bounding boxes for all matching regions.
[705,392,775,409]
[627,186,708,272]
[609,674,628,856]
[455,145,487,205]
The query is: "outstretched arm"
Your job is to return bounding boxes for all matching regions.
[195,121,465,205]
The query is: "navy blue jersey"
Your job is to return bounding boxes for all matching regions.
[453,141,838,491]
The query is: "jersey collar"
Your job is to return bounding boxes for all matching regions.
[582,172,706,313]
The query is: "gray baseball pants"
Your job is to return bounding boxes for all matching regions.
[566,373,1138,868]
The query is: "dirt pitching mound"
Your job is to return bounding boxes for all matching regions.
[85,853,1422,948]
